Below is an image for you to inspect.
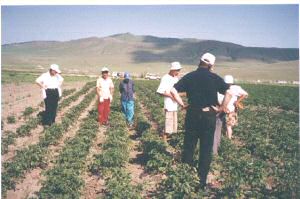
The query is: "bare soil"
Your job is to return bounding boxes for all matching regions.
[81,126,107,199]
[2,87,92,163]
[5,97,97,199]
[1,82,87,139]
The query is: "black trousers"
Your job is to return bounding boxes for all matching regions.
[43,88,59,126]
[182,107,216,185]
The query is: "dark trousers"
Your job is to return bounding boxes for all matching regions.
[182,107,216,185]
[43,89,59,126]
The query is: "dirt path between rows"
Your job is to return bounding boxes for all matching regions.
[81,125,107,199]
[2,82,86,129]
[5,96,97,199]
[2,89,92,163]
[126,99,166,198]
[2,89,74,134]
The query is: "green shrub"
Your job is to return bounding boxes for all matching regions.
[22,107,36,117]
[7,115,16,124]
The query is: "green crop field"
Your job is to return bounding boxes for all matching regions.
[1,70,94,84]
[1,78,299,198]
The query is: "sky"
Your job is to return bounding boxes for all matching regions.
[1,5,299,48]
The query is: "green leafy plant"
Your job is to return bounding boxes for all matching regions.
[7,115,16,124]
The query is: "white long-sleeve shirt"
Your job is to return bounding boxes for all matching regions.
[156,74,179,111]
[218,85,248,112]
[36,72,64,98]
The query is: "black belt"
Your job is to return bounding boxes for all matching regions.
[46,88,58,90]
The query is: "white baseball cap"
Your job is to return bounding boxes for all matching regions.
[50,64,61,73]
[224,75,234,84]
[170,62,182,70]
[200,53,216,66]
[101,67,109,72]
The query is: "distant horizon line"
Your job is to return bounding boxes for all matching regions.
[2,32,299,49]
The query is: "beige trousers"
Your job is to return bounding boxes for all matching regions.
[165,110,178,134]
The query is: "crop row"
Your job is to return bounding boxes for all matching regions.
[38,106,99,198]
[134,82,203,198]
[241,83,299,112]
[136,80,299,198]
[135,81,186,152]
[58,81,94,111]
[1,83,94,155]
[231,106,299,197]
[88,88,142,198]
[1,87,96,197]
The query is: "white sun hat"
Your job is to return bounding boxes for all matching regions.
[200,53,216,65]
[50,64,61,73]
[101,67,109,72]
[170,62,182,70]
[224,75,234,84]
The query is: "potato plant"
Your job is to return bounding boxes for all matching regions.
[2,82,94,155]
[38,110,99,198]
[88,85,142,198]
[1,88,96,196]
[6,115,16,124]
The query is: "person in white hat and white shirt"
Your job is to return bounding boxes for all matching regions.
[156,62,183,141]
[96,67,114,125]
[36,64,64,126]
[215,75,248,141]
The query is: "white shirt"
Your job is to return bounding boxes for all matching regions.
[156,74,179,111]
[36,72,64,99]
[96,77,114,100]
[218,85,248,112]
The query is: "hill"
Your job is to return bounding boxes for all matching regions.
[2,33,299,81]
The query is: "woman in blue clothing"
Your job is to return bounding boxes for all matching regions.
[119,72,135,128]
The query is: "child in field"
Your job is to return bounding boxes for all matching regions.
[219,75,248,139]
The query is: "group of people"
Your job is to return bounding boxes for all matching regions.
[96,67,136,127]
[36,52,248,190]
[156,52,248,189]
[36,65,135,128]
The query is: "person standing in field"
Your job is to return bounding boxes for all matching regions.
[171,53,232,189]
[36,64,64,126]
[217,75,248,139]
[119,72,135,128]
[96,67,114,126]
[156,62,183,141]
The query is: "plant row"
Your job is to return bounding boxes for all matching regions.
[134,83,202,198]
[58,81,94,111]
[135,80,299,198]
[1,87,96,197]
[1,82,94,155]
[21,88,76,119]
[241,83,299,112]
[38,107,99,198]
[88,88,143,199]
[230,106,299,197]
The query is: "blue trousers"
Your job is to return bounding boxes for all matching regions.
[121,100,134,124]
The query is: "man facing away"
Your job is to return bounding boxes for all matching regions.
[119,72,135,128]
[156,62,182,142]
[171,53,232,189]
[36,64,64,126]
[96,67,114,126]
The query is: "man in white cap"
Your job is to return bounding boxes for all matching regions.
[172,53,232,189]
[36,64,64,126]
[96,67,114,125]
[156,61,183,141]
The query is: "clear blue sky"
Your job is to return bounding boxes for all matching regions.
[2,5,299,48]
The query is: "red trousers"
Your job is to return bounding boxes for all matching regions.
[98,99,110,124]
